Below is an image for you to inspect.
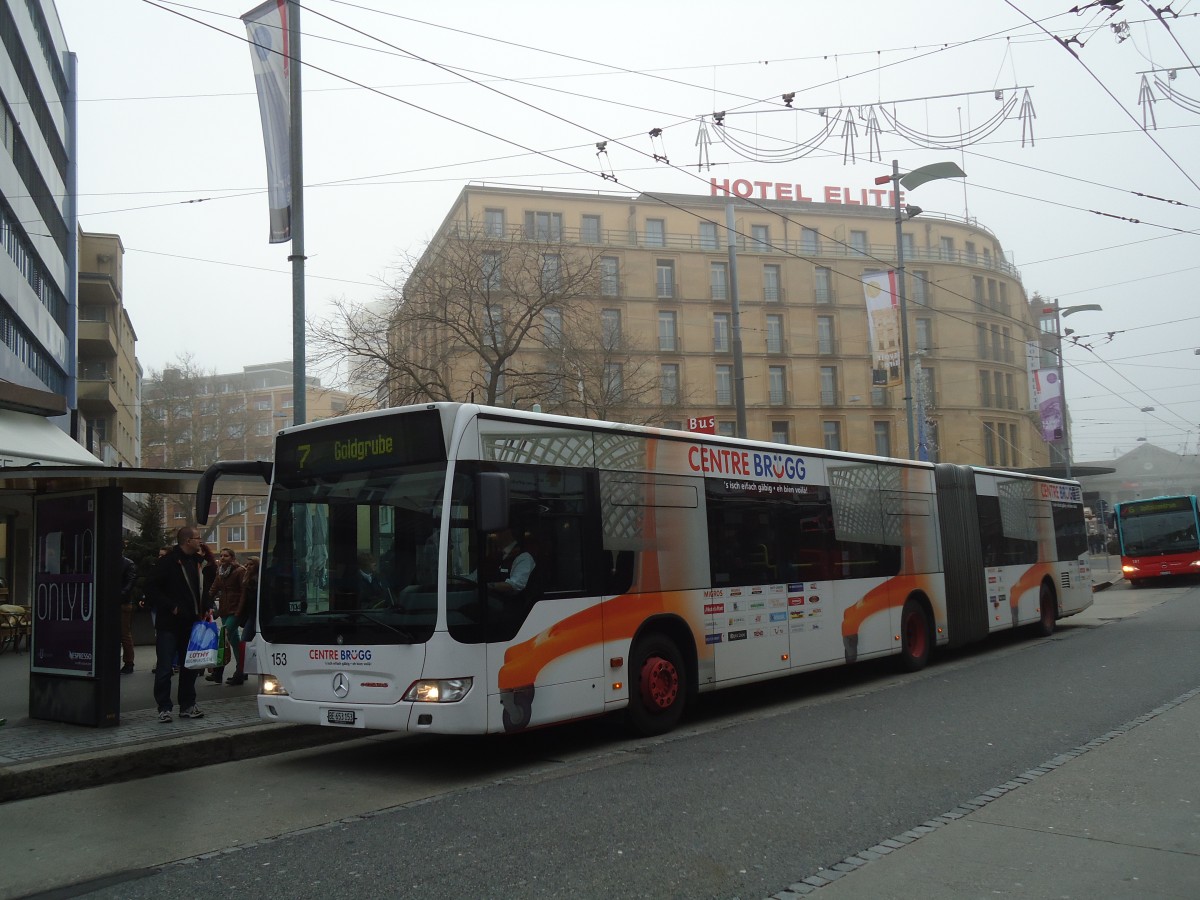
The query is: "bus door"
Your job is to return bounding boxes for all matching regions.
[474,461,605,732]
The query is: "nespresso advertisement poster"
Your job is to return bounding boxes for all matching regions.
[32,493,98,676]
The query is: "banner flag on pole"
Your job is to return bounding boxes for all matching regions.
[1033,367,1064,442]
[243,1,292,243]
[862,271,902,387]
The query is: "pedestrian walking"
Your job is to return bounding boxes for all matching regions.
[227,556,259,685]
[206,548,244,684]
[118,549,137,674]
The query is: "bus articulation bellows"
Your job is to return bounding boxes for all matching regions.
[198,403,1093,737]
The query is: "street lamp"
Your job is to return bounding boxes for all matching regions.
[875,160,967,459]
[1043,301,1103,478]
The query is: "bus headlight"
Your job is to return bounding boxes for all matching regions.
[261,675,289,696]
[1121,564,1136,573]
[403,677,473,703]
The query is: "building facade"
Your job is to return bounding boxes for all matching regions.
[142,361,360,553]
[398,184,1049,467]
[77,228,140,466]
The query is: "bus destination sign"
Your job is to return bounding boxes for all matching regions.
[275,410,446,478]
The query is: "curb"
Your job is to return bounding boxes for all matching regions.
[0,722,371,803]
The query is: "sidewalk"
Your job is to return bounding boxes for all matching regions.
[0,642,360,803]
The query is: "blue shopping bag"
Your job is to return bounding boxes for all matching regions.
[184,618,221,670]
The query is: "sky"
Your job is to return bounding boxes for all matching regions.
[53,0,1200,463]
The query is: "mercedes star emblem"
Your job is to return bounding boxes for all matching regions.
[332,672,350,698]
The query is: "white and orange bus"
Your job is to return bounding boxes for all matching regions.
[198,403,1092,736]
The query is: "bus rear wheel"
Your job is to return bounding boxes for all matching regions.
[1034,582,1057,637]
[627,634,686,737]
[899,600,932,672]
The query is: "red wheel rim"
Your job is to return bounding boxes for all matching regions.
[639,655,679,711]
[905,613,927,658]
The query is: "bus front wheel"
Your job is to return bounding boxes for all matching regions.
[899,600,932,672]
[627,634,686,737]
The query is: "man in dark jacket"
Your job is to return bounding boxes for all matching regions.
[119,551,137,674]
[144,526,212,722]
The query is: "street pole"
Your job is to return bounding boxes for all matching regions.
[889,160,917,459]
[288,0,307,427]
[726,202,748,439]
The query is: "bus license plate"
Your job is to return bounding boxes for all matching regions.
[326,708,357,726]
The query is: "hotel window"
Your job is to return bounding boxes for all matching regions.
[977,323,990,358]
[925,419,940,463]
[485,305,503,348]
[822,421,842,451]
[939,236,954,259]
[817,315,835,355]
[979,371,992,407]
[699,221,719,249]
[801,227,821,254]
[915,317,932,352]
[911,270,930,305]
[764,264,781,302]
[751,224,770,252]
[765,314,783,353]
[601,309,622,348]
[717,421,736,437]
[660,364,680,406]
[820,365,838,406]
[1005,373,1016,410]
[850,230,868,256]
[715,365,733,405]
[991,325,1003,361]
[603,363,624,400]
[712,313,730,352]
[901,233,915,257]
[581,214,601,243]
[966,240,977,263]
[710,262,728,300]
[771,420,790,444]
[768,365,787,405]
[983,247,993,268]
[656,260,675,298]
[645,218,666,247]
[543,307,564,348]
[973,276,985,304]
[987,279,999,310]
[541,253,561,292]
[658,310,678,352]
[983,422,998,467]
[483,208,505,237]
[481,251,501,290]
[600,256,620,296]
[814,266,833,304]
[871,385,888,407]
[524,210,562,241]
[874,421,892,457]
[918,366,936,407]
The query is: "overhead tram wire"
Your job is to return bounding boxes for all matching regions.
[142,0,1182,425]
[1004,0,1200,196]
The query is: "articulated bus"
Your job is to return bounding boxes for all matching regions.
[1113,495,1200,585]
[198,403,1092,737]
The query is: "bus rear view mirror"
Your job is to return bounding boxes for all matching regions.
[477,472,510,533]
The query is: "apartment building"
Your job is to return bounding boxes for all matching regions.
[77,228,140,466]
[142,361,360,552]
[398,183,1049,468]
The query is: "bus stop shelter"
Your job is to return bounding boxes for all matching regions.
[0,465,270,726]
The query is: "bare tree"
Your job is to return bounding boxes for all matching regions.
[310,224,668,419]
[535,301,678,425]
[141,353,260,538]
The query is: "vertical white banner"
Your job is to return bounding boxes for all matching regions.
[243,1,292,243]
[863,271,902,387]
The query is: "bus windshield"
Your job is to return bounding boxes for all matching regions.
[260,463,466,645]
[1120,506,1199,557]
